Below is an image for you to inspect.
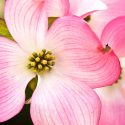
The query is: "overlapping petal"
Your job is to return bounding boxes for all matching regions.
[95,81,125,125]
[44,0,106,17]
[118,60,125,98]
[45,0,69,17]
[101,16,125,57]
[69,0,107,17]
[0,37,34,122]
[120,58,125,68]
[45,16,121,88]
[120,67,125,99]
[31,74,101,125]
[90,0,125,37]
[5,0,48,52]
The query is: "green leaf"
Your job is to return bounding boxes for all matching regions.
[48,17,58,27]
[0,0,5,19]
[0,18,14,40]
[25,75,38,101]
[28,75,38,91]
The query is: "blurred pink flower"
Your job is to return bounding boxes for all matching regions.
[89,0,125,37]
[95,16,125,125]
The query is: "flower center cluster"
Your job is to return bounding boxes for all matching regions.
[27,49,55,73]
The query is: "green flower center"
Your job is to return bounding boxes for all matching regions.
[27,49,55,73]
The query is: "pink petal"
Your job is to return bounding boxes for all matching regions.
[45,16,121,88]
[118,67,125,98]
[5,0,48,52]
[45,0,70,17]
[95,81,125,125]
[120,57,125,67]
[31,74,101,125]
[90,0,125,37]
[101,16,125,57]
[0,37,34,122]
[69,0,107,17]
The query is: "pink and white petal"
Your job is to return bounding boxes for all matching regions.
[101,16,125,57]
[95,83,125,125]
[69,0,107,17]
[45,16,121,88]
[118,67,125,98]
[31,74,101,125]
[45,0,69,17]
[0,37,34,122]
[5,0,48,52]
[120,57,125,67]
[90,0,125,37]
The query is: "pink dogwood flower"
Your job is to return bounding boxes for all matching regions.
[89,0,125,37]
[95,16,125,125]
[0,0,121,124]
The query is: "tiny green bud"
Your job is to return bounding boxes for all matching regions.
[38,64,43,70]
[44,54,51,60]
[44,66,50,71]
[35,57,40,62]
[29,56,35,61]
[46,51,52,55]
[51,56,55,60]
[41,60,47,65]
[39,51,44,57]
[32,52,38,57]
[30,62,36,67]
[42,49,46,53]
[48,61,55,66]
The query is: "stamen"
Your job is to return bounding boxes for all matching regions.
[35,57,40,62]
[38,64,43,70]
[30,62,36,67]
[41,60,47,65]
[27,49,56,73]
[44,66,50,71]
[44,54,51,60]
[32,52,38,57]
[42,49,46,53]
[47,51,52,54]
[29,56,35,61]
[48,61,55,66]
[39,51,44,57]
[51,56,55,60]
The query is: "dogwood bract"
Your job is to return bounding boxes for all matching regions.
[95,16,125,125]
[0,0,121,124]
